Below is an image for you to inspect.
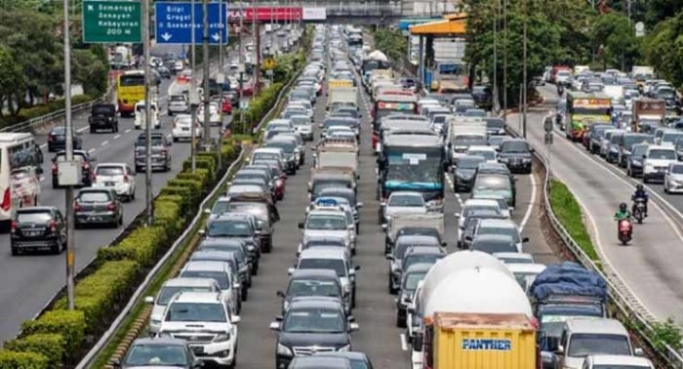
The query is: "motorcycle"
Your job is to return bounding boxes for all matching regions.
[618,219,633,245]
[557,85,565,96]
[633,199,646,224]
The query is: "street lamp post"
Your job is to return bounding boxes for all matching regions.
[202,0,211,148]
[143,0,153,225]
[62,0,75,311]
[190,0,197,172]
[522,0,527,138]
[492,0,499,114]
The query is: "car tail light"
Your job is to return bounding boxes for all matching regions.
[0,188,10,211]
[10,220,17,233]
[51,163,58,173]
[108,203,116,211]
[74,202,81,212]
[161,149,168,156]
[92,175,97,183]
[83,163,90,170]
[48,134,55,142]
[123,174,129,183]
[48,220,57,232]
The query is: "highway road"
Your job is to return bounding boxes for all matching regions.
[506,85,683,324]
[229,54,553,367]
[0,37,261,343]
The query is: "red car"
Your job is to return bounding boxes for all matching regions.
[221,98,232,114]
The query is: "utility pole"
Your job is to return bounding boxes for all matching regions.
[238,1,244,131]
[492,0,499,114]
[522,0,527,138]
[143,0,153,225]
[190,0,197,172]
[217,0,225,170]
[62,0,75,311]
[502,0,508,117]
[202,0,211,148]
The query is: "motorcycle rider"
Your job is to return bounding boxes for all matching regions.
[614,202,632,221]
[557,83,565,96]
[632,184,649,217]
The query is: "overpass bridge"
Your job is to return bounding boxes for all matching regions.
[226,1,459,25]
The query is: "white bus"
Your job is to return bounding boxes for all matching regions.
[0,133,43,228]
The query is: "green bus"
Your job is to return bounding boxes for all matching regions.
[564,91,612,141]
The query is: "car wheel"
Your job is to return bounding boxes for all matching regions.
[50,242,60,255]
[114,124,119,133]
[52,179,59,189]
[90,126,95,134]
[352,288,357,308]
[396,314,406,328]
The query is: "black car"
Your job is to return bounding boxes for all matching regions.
[277,269,347,314]
[202,213,261,274]
[196,237,253,293]
[288,356,351,369]
[210,194,280,253]
[88,103,119,133]
[74,188,123,228]
[47,126,83,152]
[453,155,486,192]
[51,150,96,188]
[113,337,199,369]
[271,297,358,369]
[396,263,431,328]
[11,206,66,255]
[627,143,649,178]
[472,85,493,110]
[496,138,534,174]
[134,133,172,172]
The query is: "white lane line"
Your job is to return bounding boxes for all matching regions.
[113,134,121,140]
[39,143,47,149]
[125,129,132,133]
[520,170,537,232]
[400,333,409,351]
[88,148,96,153]
[101,141,109,146]
[455,194,463,207]
[77,125,89,133]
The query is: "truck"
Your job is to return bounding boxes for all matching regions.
[631,66,655,89]
[328,79,354,90]
[409,261,535,369]
[361,50,390,78]
[529,262,607,369]
[446,118,488,167]
[429,312,537,369]
[314,144,358,174]
[327,87,359,112]
[632,97,666,131]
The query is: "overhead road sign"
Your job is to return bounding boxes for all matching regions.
[82,0,142,43]
[227,7,303,23]
[155,2,228,45]
[302,7,326,21]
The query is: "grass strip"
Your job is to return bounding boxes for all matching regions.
[548,178,599,261]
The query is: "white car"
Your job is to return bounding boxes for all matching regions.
[456,199,504,241]
[133,100,160,130]
[171,114,202,142]
[494,252,535,265]
[299,209,356,254]
[583,355,653,369]
[145,277,221,334]
[290,115,313,141]
[506,263,547,293]
[643,145,677,184]
[92,163,136,202]
[466,145,498,163]
[10,167,41,207]
[197,103,221,126]
[179,260,241,315]
[470,194,512,217]
[381,191,427,223]
[472,218,528,253]
[664,162,683,193]
[157,291,240,368]
[168,94,190,116]
[265,119,293,132]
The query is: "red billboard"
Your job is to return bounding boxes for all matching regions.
[228,7,303,23]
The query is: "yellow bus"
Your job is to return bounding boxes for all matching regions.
[117,70,145,117]
[565,92,612,141]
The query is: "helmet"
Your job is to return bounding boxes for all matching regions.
[636,184,644,191]
[619,202,628,211]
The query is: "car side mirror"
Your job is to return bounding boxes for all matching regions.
[642,154,647,159]
[287,267,295,275]
[522,237,529,243]
[276,290,286,298]
[231,315,241,324]
[204,209,211,215]
[198,229,206,236]
[454,213,460,219]
[465,236,473,242]
[634,347,644,356]
[349,322,359,331]
[347,225,355,231]
[381,224,388,231]
[556,344,564,355]
[356,202,364,208]
[385,254,394,260]
[144,296,154,304]
[298,222,304,229]
[269,321,281,331]
[110,358,122,368]
[233,282,241,290]
[529,148,535,153]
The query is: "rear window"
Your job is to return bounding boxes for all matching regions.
[78,191,111,202]
[96,166,124,176]
[17,211,52,223]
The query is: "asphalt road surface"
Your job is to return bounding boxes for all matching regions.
[506,85,683,324]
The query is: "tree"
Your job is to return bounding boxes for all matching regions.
[644,14,683,88]
[643,0,683,26]
[592,12,639,70]
[72,49,108,96]
[0,47,26,117]
[372,28,408,63]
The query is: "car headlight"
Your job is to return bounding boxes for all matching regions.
[499,157,509,162]
[150,319,161,325]
[214,333,231,342]
[343,284,351,293]
[632,160,642,166]
[283,300,290,311]
[277,343,293,356]
[157,332,172,338]
[645,163,655,170]
[338,345,351,352]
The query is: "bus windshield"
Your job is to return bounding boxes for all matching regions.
[384,147,442,187]
[120,74,145,86]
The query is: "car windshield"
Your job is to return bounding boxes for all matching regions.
[253,152,280,161]
[298,258,346,277]
[283,308,345,333]
[648,149,676,160]
[96,166,124,176]
[165,302,227,322]
[388,194,425,207]
[157,285,213,305]
[288,280,340,297]
[404,254,442,269]
[306,215,347,230]
[477,225,520,243]
[404,271,427,290]
[623,135,652,149]
[485,119,505,129]
[501,141,530,153]
[458,157,485,169]
[207,220,252,237]
[567,333,631,357]
[170,95,186,102]
[124,344,188,366]
[266,141,296,153]
[468,150,495,160]
[180,270,229,290]
[17,211,52,224]
[78,192,111,202]
[474,175,511,192]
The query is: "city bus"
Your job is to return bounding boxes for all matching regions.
[372,90,419,149]
[117,70,146,117]
[0,133,43,230]
[565,92,612,141]
[377,134,445,212]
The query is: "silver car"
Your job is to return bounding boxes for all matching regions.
[664,162,683,194]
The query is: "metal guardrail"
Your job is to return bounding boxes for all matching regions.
[75,55,303,369]
[0,84,115,134]
[504,123,683,368]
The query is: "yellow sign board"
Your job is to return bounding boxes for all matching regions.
[573,98,611,108]
[328,79,353,89]
[264,58,276,70]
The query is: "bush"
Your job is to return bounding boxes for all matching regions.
[168,179,203,206]
[182,157,216,180]
[4,334,64,367]
[21,310,85,356]
[52,261,139,331]
[221,144,237,164]
[154,200,184,235]
[177,172,209,190]
[0,350,48,369]
[159,186,193,213]
[97,227,167,267]
[0,95,95,128]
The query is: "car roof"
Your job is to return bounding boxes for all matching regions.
[473,233,516,243]
[288,296,345,310]
[478,218,517,228]
[389,191,424,198]
[212,213,252,221]
[17,206,56,213]
[130,337,188,347]
[464,199,500,207]
[290,269,340,279]
[505,263,547,273]
[588,355,652,366]
[290,356,350,368]
[493,252,533,260]
[199,238,245,246]
[404,262,434,273]
[566,318,628,335]
[182,260,229,272]
[169,291,223,304]
[405,246,445,256]
[163,277,218,287]
[299,247,349,259]
[396,234,440,244]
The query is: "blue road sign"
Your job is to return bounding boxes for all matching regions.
[155,2,228,45]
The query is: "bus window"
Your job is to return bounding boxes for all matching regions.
[120,74,145,86]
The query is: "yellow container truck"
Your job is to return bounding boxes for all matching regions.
[427,312,537,369]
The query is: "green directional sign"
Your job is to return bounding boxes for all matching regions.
[82,0,142,43]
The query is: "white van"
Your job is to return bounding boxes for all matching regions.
[134,100,160,130]
[0,133,43,228]
[642,145,677,183]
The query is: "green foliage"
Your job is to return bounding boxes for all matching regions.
[182,157,216,180]
[0,350,47,369]
[644,14,683,89]
[154,199,184,235]
[4,334,64,368]
[159,186,193,213]
[97,227,168,267]
[592,12,640,70]
[168,179,203,206]
[650,318,683,352]
[372,28,408,63]
[233,82,284,134]
[21,310,85,356]
[548,179,598,260]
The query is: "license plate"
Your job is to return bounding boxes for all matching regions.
[182,127,189,131]
[25,231,40,237]
[191,346,204,354]
[105,182,115,186]
[88,216,102,222]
